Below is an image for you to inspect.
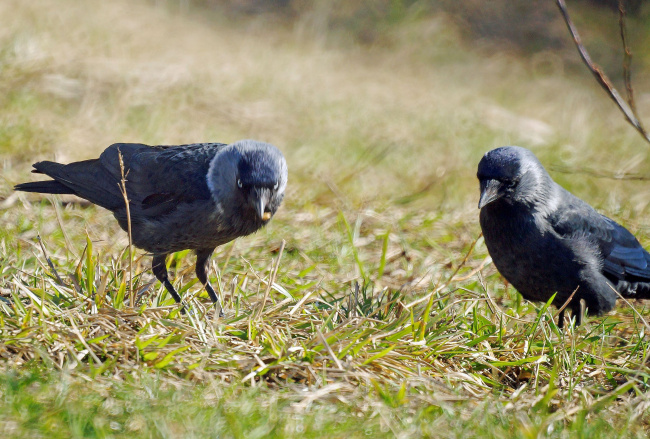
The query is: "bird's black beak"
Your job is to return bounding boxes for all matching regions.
[251,187,272,221]
[478,179,504,209]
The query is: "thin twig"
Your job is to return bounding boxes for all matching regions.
[556,0,650,145]
[618,0,636,114]
[117,150,134,308]
[553,286,580,323]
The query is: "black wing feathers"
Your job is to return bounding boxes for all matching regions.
[16,143,226,217]
[549,191,650,281]
[602,218,650,279]
[101,143,224,216]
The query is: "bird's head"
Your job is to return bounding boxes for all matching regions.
[208,140,287,223]
[477,146,549,209]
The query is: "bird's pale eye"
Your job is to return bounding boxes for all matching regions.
[237,178,243,188]
[273,181,279,191]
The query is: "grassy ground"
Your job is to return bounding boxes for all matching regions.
[3,0,650,437]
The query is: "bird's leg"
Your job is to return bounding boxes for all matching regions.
[573,302,583,326]
[152,254,184,309]
[195,248,223,316]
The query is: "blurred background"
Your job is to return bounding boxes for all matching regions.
[2,0,650,270]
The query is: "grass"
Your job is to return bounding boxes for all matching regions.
[2,0,650,437]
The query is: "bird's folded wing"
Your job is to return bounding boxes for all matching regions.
[99,142,226,217]
[548,198,650,280]
[600,217,650,279]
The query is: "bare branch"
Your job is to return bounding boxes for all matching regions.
[618,0,637,113]
[556,0,650,145]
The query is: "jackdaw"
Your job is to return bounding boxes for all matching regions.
[15,139,288,313]
[477,146,650,326]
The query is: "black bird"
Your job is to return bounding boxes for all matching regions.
[15,139,287,313]
[477,146,650,327]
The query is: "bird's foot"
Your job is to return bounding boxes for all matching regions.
[213,302,224,318]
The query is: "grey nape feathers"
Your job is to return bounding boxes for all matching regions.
[478,146,650,327]
[15,139,288,314]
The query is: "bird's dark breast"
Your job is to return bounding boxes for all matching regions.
[115,200,266,254]
[480,205,583,305]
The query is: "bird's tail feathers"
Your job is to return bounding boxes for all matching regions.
[14,180,75,194]
[15,161,76,194]
[31,160,66,176]
[15,159,124,210]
